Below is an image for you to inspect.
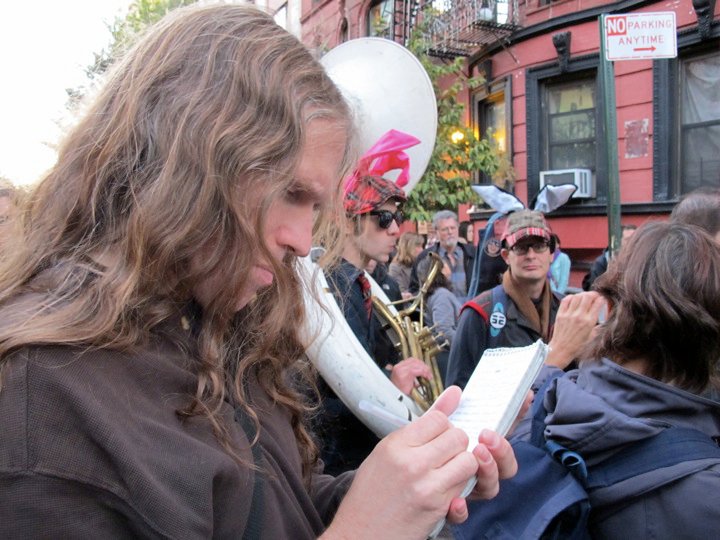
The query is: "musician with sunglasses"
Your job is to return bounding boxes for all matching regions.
[316,174,434,475]
[446,209,604,390]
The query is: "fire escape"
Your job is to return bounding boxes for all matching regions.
[392,0,520,59]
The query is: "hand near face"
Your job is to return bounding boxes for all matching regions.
[546,291,607,369]
[322,387,518,540]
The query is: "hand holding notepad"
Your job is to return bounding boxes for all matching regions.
[428,339,548,538]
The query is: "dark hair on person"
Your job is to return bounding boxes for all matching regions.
[417,255,451,295]
[0,4,352,480]
[458,221,472,243]
[587,221,720,393]
[670,186,720,236]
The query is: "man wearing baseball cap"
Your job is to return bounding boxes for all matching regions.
[315,173,433,475]
[446,209,605,389]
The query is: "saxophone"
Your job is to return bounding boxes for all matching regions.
[371,252,447,411]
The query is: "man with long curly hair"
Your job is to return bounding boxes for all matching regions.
[0,4,516,538]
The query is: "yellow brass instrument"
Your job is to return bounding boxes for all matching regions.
[371,252,446,411]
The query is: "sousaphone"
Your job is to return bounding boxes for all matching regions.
[300,38,438,437]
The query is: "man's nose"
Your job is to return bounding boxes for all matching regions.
[280,212,313,257]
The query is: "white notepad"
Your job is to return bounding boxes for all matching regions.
[450,339,548,449]
[428,339,548,539]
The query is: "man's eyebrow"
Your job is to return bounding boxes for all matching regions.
[292,179,328,203]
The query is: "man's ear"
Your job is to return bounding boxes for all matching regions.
[348,215,365,237]
[501,248,511,264]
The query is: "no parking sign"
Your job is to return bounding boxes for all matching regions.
[603,12,677,61]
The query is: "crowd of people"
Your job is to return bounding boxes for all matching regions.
[0,4,718,539]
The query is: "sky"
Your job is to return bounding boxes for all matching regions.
[0,1,129,186]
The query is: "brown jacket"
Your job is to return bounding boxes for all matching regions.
[0,319,352,538]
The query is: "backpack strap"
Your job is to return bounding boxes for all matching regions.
[453,437,592,540]
[460,284,508,329]
[235,407,265,540]
[461,300,489,324]
[460,287,496,323]
[587,426,720,490]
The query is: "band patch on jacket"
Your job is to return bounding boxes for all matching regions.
[484,238,502,257]
[489,302,506,337]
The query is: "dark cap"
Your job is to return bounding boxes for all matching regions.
[344,175,407,216]
[503,209,552,248]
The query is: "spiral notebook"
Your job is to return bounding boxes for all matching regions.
[428,339,549,539]
[450,339,549,450]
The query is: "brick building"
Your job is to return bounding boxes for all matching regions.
[292,0,719,286]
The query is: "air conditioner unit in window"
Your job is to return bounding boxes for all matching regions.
[539,168,595,199]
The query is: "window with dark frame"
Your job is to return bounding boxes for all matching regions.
[526,56,606,207]
[678,49,720,194]
[542,77,597,172]
[474,78,512,191]
[478,94,507,182]
[654,30,719,205]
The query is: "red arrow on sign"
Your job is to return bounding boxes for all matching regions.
[634,46,657,52]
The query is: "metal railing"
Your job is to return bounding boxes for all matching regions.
[421,0,520,58]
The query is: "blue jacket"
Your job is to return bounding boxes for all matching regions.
[514,359,720,538]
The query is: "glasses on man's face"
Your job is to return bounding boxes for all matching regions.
[368,209,405,229]
[510,241,550,256]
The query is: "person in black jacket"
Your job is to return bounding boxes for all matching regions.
[319,173,432,474]
[583,224,636,291]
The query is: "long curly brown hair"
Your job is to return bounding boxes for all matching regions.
[0,4,353,480]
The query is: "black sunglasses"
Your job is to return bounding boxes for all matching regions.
[368,209,405,229]
[510,241,551,255]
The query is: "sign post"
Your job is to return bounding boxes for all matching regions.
[599,12,676,257]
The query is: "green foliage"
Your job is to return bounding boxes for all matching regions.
[404,13,504,222]
[94,0,195,78]
[67,0,196,108]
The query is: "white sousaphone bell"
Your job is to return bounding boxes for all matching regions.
[299,38,438,437]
